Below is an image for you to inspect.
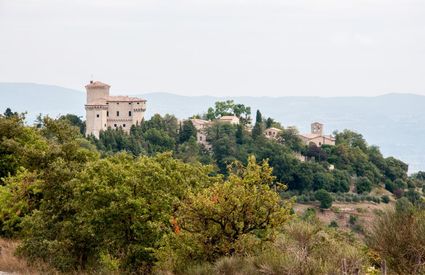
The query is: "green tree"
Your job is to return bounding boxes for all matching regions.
[156,156,292,271]
[18,153,216,272]
[179,120,197,144]
[251,110,264,140]
[355,177,372,194]
[315,189,333,209]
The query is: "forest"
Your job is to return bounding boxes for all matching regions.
[1,103,425,274]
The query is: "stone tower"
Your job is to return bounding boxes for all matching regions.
[311,122,323,136]
[85,81,110,138]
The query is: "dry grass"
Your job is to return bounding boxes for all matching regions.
[0,238,47,275]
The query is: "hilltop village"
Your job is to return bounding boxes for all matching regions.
[85,81,335,149]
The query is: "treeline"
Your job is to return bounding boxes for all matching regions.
[1,107,425,273]
[80,101,412,200]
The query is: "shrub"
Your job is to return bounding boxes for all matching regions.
[329,220,339,228]
[356,177,372,194]
[368,207,425,274]
[393,188,404,199]
[404,189,422,205]
[315,189,333,209]
[385,180,395,193]
[381,195,390,204]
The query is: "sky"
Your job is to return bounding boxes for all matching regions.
[0,0,425,96]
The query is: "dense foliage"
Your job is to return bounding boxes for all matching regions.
[0,106,422,274]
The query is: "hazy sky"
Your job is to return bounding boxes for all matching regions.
[1,0,424,96]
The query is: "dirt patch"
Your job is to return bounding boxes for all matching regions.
[0,239,44,275]
[294,201,393,234]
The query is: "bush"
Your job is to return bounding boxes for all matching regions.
[315,189,333,209]
[356,177,372,194]
[368,206,425,274]
[329,220,339,228]
[385,180,395,193]
[405,189,422,205]
[381,195,390,204]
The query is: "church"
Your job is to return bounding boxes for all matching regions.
[85,81,147,138]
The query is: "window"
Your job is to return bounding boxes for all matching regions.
[116,111,119,117]
[199,136,202,141]
[114,124,117,127]
[128,103,131,105]
[129,111,132,117]
[104,124,106,127]
[123,124,126,128]
[137,102,139,105]
[117,103,119,105]
[107,111,109,117]
[96,114,99,118]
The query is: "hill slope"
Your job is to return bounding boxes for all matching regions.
[1,83,424,172]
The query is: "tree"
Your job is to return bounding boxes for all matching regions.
[157,156,292,269]
[315,189,333,209]
[3,107,18,118]
[179,120,197,144]
[355,177,372,194]
[251,110,264,140]
[17,153,216,272]
[59,114,86,135]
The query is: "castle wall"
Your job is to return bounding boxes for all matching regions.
[85,105,108,138]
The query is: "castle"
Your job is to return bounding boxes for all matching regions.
[85,81,147,138]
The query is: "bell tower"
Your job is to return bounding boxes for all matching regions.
[311,122,323,136]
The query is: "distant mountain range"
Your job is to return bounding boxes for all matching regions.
[1,82,424,173]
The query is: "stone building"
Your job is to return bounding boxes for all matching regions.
[298,122,335,147]
[190,118,212,149]
[264,127,282,140]
[190,115,240,149]
[85,81,147,138]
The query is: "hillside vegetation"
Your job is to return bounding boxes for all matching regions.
[1,105,425,274]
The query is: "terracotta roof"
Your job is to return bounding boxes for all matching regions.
[107,95,146,102]
[299,133,335,141]
[85,81,111,88]
[220,115,238,120]
[190,119,211,127]
[265,127,282,132]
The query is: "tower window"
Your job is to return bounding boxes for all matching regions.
[129,103,131,105]
[117,103,119,105]
[116,111,119,117]
[114,124,117,127]
[104,124,106,127]
[123,124,126,128]
[96,114,99,118]
[137,102,139,105]
[129,111,132,117]
[107,111,109,117]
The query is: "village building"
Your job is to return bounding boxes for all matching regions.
[298,122,335,147]
[85,81,147,138]
[218,115,240,124]
[190,118,212,149]
[190,115,240,149]
[264,127,282,140]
